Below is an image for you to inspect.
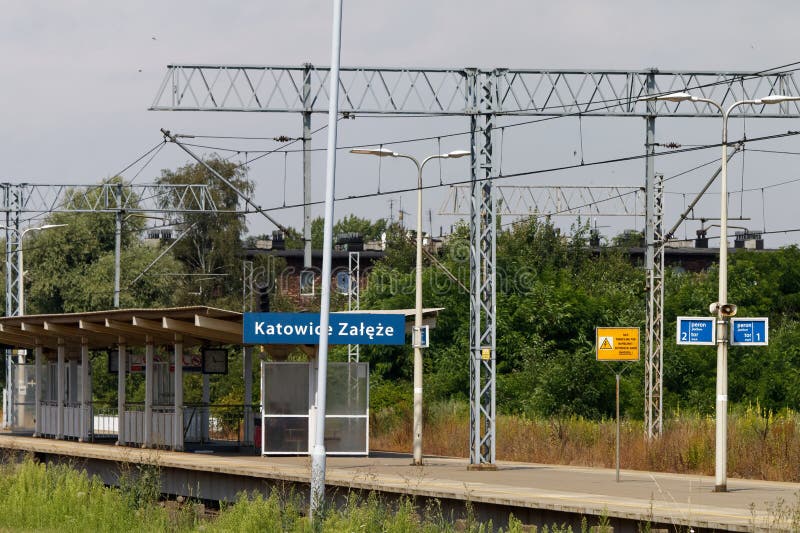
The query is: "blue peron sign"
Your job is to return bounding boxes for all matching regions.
[243,312,406,345]
[730,317,768,346]
[676,316,716,345]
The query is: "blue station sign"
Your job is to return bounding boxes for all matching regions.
[730,317,769,346]
[243,312,406,345]
[676,316,716,345]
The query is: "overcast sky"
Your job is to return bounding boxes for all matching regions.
[3,1,800,246]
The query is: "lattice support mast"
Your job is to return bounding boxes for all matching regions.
[348,251,360,363]
[645,170,666,438]
[2,185,22,429]
[243,260,254,312]
[469,71,498,467]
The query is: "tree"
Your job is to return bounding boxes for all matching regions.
[23,178,184,313]
[156,157,254,309]
[309,215,388,249]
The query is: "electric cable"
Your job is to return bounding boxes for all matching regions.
[233,129,800,216]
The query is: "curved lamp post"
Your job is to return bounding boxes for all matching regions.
[1,223,68,316]
[0,223,67,429]
[351,147,469,465]
[646,91,800,492]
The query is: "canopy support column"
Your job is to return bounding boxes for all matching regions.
[201,374,210,442]
[144,337,154,448]
[80,340,90,442]
[173,337,184,451]
[116,341,126,446]
[243,345,253,447]
[56,340,65,440]
[33,344,42,437]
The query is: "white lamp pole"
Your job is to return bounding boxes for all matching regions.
[0,222,66,430]
[18,224,68,315]
[351,147,469,465]
[1,223,67,316]
[649,92,800,492]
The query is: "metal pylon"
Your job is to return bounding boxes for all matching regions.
[2,185,22,318]
[2,184,22,429]
[645,173,665,438]
[242,260,254,312]
[469,70,497,467]
[347,251,360,363]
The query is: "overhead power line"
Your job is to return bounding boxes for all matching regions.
[227,128,800,216]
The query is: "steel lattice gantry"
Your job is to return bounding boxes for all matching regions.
[1,182,219,216]
[439,185,645,217]
[152,64,800,463]
[0,182,221,316]
[151,65,800,117]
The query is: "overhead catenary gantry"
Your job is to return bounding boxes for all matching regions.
[151,64,800,464]
[439,185,645,217]
[2,181,222,316]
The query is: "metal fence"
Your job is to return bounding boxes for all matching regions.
[184,403,251,445]
[31,400,256,448]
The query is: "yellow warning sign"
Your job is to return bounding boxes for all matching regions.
[481,348,492,360]
[596,327,640,361]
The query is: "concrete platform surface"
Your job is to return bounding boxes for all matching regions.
[0,434,798,531]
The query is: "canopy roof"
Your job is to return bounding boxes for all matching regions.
[0,306,242,351]
[0,306,443,352]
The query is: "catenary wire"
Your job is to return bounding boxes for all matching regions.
[228,129,800,216]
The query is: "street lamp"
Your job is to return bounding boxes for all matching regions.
[646,91,800,492]
[2,224,68,315]
[351,147,470,465]
[0,222,67,429]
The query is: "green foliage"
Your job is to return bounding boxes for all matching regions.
[310,214,387,248]
[0,458,171,532]
[364,217,647,419]
[22,178,185,314]
[117,462,162,510]
[209,492,306,533]
[157,157,253,309]
[359,214,800,419]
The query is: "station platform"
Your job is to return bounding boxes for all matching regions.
[0,434,796,532]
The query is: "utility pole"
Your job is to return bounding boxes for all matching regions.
[302,63,313,272]
[114,182,123,308]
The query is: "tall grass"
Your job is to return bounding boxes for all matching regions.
[0,458,174,532]
[0,457,536,532]
[371,400,800,482]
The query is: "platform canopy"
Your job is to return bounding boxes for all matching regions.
[0,306,444,351]
[0,306,243,351]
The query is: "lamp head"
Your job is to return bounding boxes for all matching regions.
[444,149,470,159]
[636,92,696,103]
[759,94,800,105]
[350,148,396,157]
[657,92,696,103]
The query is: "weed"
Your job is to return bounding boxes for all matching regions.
[373,400,800,482]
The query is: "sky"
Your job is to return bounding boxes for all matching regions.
[3,1,800,246]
